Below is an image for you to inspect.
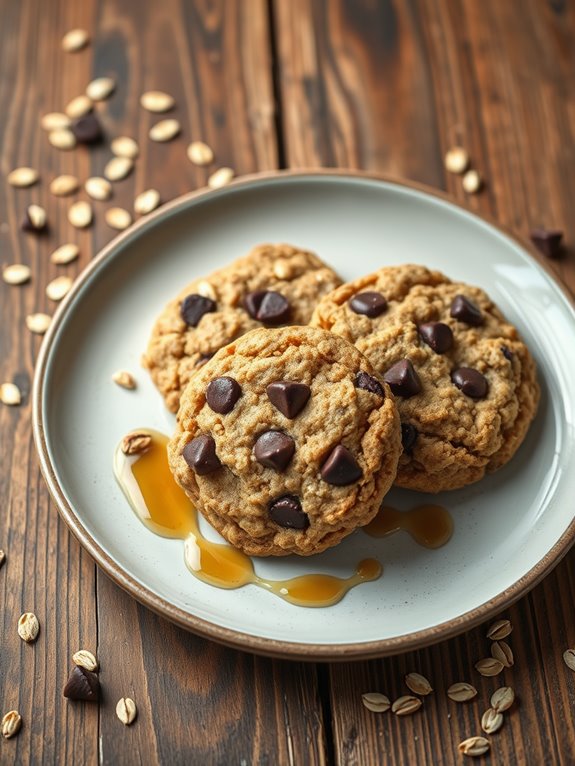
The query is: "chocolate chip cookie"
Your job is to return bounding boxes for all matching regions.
[311,265,540,493]
[143,244,342,412]
[168,326,401,556]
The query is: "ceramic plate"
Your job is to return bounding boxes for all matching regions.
[33,171,575,660]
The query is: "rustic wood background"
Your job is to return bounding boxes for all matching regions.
[1,0,574,763]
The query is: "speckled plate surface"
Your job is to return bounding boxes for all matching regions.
[33,171,575,659]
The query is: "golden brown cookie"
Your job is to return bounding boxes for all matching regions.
[143,244,342,412]
[168,327,401,556]
[311,265,540,493]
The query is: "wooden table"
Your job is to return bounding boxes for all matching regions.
[1,1,574,763]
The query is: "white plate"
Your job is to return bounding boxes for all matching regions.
[33,171,575,659]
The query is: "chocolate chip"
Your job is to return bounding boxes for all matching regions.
[530,228,564,259]
[355,371,384,397]
[401,423,418,454]
[349,291,388,318]
[180,294,217,327]
[63,666,100,701]
[320,444,363,485]
[266,380,310,418]
[268,495,309,529]
[450,295,484,326]
[206,376,242,414]
[501,345,513,361]
[71,113,103,144]
[383,359,421,398]
[451,367,488,399]
[243,290,291,325]
[254,431,295,471]
[418,322,454,353]
[183,434,221,475]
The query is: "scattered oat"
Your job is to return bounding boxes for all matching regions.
[105,207,132,230]
[405,672,433,696]
[17,612,39,643]
[458,736,490,757]
[149,119,181,142]
[65,94,93,119]
[104,156,134,182]
[361,692,390,713]
[3,264,31,285]
[73,649,99,672]
[49,129,77,150]
[208,166,234,189]
[112,370,136,390]
[85,177,112,201]
[86,77,115,101]
[391,695,422,716]
[134,188,160,216]
[50,174,80,196]
[475,657,504,677]
[563,649,575,672]
[46,276,73,302]
[51,243,79,265]
[111,136,139,159]
[187,141,214,166]
[444,146,469,175]
[121,430,152,455]
[462,169,482,194]
[41,112,71,131]
[481,707,503,735]
[491,686,515,713]
[140,90,174,113]
[1,710,22,739]
[26,313,51,335]
[116,697,137,725]
[7,167,39,187]
[491,640,514,668]
[23,204,47,231]
[196,280,217,300]
[486,619,512,641]
[0,550,5,568]
[0,383,21,406]
[68,201,93,229]
[62,28,90,52]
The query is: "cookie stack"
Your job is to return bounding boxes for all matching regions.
[144,245,540,556]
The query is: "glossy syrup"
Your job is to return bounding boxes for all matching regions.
[364,503,453,548]
[114,431,382,607]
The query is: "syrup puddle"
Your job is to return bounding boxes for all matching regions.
[364,504,454,548]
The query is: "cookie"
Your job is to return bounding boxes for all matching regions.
[168,326,401,556]
[143,244,342,412]
[311,265,540,493]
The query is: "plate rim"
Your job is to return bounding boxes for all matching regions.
[32,168,575,661]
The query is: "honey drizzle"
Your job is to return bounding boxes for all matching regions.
[364,504,453,548]
[114,431,382,607]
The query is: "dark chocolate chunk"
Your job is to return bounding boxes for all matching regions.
[180,294,217,327]
[349,291,388,318]
[530,228,563,260]
[206,376,242,414]
[243,290,291,325]
[383,359,421,398]
[268,495,309,529]
[501,345,513,361]
[71,113,103,144]
[451,367,488,399]
[401,423,418,454]
[254,431,295,471]
[63,666,100,702]
[183,434,221,475]
[266,380,310,418]
[418,322,454,353]
[320,444,363,486]
[450,295,484,326]
[355,371,384,397]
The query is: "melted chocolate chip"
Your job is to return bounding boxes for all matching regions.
[451,367,488,399]
[450,295,484,326]
[183,434,221,475]
[71,113,103,144]
[418,322,454,353]
[355,371,384,397]
[320,444,363,486]
[501,345,514,361]
[266,380,310,418]
[206,376,242,414]
[349,291,388,318]
[268,495,309,529]
[530,228,563,260]
[63,666,100,701]
[243,290,291,325]
[383,359,421,398]
[180,294,217,327]
[401,423,418,454]
[254,431,295,471]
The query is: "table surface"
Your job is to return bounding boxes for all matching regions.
[1,1,574,763]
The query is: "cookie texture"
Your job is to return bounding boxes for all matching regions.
[169,327,401,556]
[143,244,342,412]
[311,265,540,493]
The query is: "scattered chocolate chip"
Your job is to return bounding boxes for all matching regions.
[63,666,100,701]
[349,291,388,318]
[267,380,310,418]
[355,371,384,397]
[384,359,421,398]
[183,434,221,475]
[418,322,454,353]
[450,295,484,326]
[530,228,564,259]
[206,376,242,414]
[243,290,291,325]
[180,294,217,327]
[401,423,418,454]
[254,431,295,471]
[451,367,488,399]
[320,444,363,486]
[71,113,103,144]
[501,345,513,361]
[268,495,309,529]
[243,290,266,319]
